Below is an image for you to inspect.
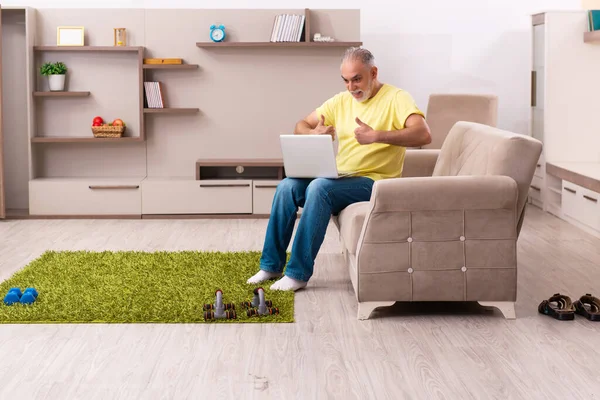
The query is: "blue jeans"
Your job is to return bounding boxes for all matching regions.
[259,177,374,282]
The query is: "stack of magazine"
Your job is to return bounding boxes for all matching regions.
[270,14,306,42]
[144,81,164,109]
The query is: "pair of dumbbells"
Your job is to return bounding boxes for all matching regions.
[242,287,279,317]
[203,289,237,320]
[3,287,38,305]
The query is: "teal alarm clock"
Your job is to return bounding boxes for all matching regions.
[210,24,226,42]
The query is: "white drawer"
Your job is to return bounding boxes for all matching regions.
[529,176,543,201]
[29,178,142,215]
[562,181,580,221]
[141,179,252,214]
[562,181,600,230]
[580,186,600,230]
[253,180,280,215]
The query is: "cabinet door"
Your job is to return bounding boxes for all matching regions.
[531,23,545,145]
[0,5,5,219]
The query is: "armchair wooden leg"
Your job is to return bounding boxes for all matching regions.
[478,301,516,319]
[357,301,395,320]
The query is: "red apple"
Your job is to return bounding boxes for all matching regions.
[93,116,103,125]
[92,121,102,127]
[112,119,124,126]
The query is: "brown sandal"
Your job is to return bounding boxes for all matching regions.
[538,293,575,321]
[574,294,600,321]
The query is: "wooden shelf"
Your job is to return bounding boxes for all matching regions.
[144,108,199,114]
[548,186,562,195]
[584,31,600,43]
[196,158,285,180]
[33,91,90,97]
[143,64,199,70]
[33,46,144,52]
[196,158,283,167]
[31,136,144,143]
[195,41,363,48]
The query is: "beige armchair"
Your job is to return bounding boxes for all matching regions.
[335,121,542,320]
[423,94,498,150]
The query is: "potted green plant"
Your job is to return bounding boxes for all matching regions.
[40,61,68,91]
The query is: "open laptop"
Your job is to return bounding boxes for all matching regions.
[279,134,358,178]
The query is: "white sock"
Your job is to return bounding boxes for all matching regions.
[246,270,282,284]
[270,276,307,291]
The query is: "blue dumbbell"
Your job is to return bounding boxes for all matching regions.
[20,288,38,305]
[3,288,22,305]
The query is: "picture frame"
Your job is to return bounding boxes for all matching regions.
[57,26,85,46]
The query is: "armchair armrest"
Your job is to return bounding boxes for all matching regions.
[402,149,439,177]
[354,175,520,299]
[370,175,518,212]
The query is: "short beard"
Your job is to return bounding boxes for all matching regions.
[351,80,373,103]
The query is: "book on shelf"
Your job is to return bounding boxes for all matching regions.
[144,81,165,108]
[587,10,600,31]
[270,13,305,42]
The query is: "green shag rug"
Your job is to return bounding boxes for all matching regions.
[0,250,294,324]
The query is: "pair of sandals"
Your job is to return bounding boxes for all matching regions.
[538,293,600,321]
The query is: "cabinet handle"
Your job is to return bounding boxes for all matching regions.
[564,187,576,194]
[199,183,250,188]
[531,70,537,107]
[255,184,279,188]
[530,185,541,191]
[583,195,598,203]
[89,185,139,189]
[536,164,541,168]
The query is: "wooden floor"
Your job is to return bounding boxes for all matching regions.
[1,206,600,399]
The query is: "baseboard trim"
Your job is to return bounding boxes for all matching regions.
[141,214,271,219]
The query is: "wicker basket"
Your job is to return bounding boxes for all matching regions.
[91,125,126,138]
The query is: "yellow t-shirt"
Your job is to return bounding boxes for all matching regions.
[315,84,424,181]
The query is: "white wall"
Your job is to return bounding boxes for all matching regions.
[2,0,581,135]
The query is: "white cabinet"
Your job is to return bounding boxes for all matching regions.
[141,178,253,215]
[252,180,279,215]
[561,180,600,231]
[141,178,283,215]
[536,12,600,164]
[29,178,143,216]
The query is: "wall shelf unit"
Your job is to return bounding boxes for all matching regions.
[142,56,199,116]
[195,8,361,49]
[33,91,90,97]
[0,6,360,219]
[32,41,145,145]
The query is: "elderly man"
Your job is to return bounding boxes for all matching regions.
[248,47,432,291]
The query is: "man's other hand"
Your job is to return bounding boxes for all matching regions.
[354,117,378,145]
[310,115,336,140]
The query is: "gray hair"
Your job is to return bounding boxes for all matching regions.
[341,47,375,67]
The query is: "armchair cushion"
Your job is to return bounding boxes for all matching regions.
[423,94,498,150]
[402,149,439,177]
